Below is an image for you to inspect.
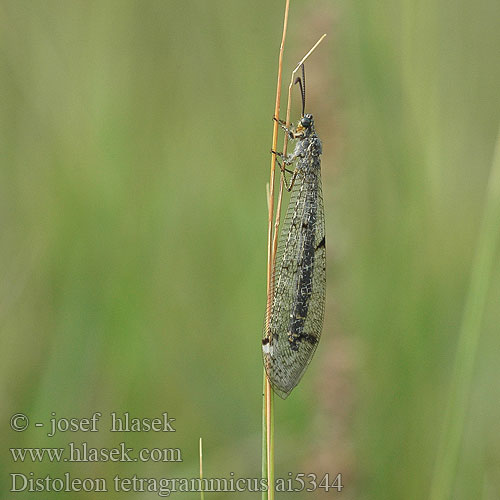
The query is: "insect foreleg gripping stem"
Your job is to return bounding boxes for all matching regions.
[273,116,295,139]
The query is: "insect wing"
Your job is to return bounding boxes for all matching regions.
[263,165,326,399]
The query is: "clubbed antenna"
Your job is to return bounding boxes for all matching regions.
[294,64,306,117]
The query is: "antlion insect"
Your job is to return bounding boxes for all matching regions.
[263,64,326,399]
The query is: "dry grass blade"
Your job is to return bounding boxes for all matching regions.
[264,6,290,500]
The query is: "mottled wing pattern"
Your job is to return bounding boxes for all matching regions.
[263,151,326,399]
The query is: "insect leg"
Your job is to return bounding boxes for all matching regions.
[271,150,294,174]
[273,116,295,138]
[284,168,299,192]
[271,149,298,191]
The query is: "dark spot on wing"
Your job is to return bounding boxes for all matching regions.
[288,332,318,351]
[316,236,326,251]
[305,333,318,345]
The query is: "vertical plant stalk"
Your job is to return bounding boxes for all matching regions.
[199,438,204,500]
[430,127,500,500]
[263,2,290,499]
[263,4,326,493]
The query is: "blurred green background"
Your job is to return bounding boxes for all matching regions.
[1,1,499,499]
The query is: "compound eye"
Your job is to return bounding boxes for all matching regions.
[301,116,311,128]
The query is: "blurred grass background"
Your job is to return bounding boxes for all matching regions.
[1,1,499,499]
